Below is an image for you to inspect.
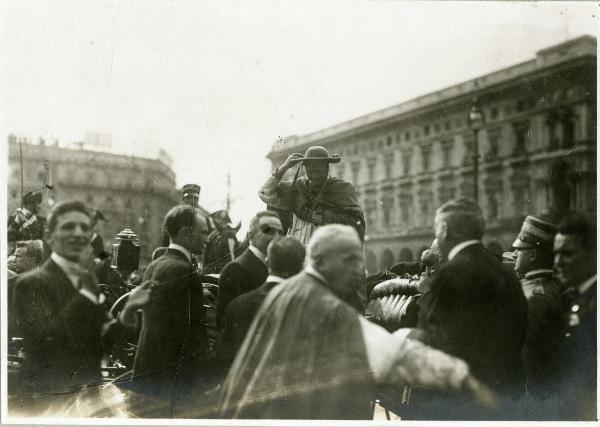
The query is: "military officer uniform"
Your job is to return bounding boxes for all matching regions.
[512,216,562,417]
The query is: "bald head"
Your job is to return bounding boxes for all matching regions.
[306,225,364,302]
[306,224,361,265]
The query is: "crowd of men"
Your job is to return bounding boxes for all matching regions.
[5,145,597,421]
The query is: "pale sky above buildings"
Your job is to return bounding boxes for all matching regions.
[2,1,597,233]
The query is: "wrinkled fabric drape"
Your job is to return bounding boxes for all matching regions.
[219,276,374,419]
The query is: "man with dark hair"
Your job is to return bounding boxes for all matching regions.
[259,146,365,245]
[553,215,596,420]
[511,216,562,417]
[131,204,210,413]
[89,209,109,261]
[217,210,283,329]
[8,191,46,243]
[11,200,151,407]
[215,236,306,377]
[408,198,528,420]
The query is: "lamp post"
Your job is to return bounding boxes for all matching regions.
[467,96,485,202]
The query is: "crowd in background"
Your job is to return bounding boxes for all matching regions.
[5,145,597,421]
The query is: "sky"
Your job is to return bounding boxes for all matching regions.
[2,1,598,233]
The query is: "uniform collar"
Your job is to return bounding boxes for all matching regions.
[524,269,554,280]
[448,240,481,261]
[248,245,266,264]
[168,243,191,262]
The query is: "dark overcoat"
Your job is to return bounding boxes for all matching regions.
[131,248,208,403]
[217,248,267,329]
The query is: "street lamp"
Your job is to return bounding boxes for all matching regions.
[467,96,485,202]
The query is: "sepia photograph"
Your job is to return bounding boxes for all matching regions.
[1,0,597,424]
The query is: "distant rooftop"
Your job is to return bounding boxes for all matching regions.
[271,35,596,153]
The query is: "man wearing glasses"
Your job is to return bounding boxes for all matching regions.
[217,211,283,329]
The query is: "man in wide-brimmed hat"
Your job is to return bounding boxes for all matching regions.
[259,145,365,245]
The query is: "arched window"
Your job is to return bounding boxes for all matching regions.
[398,247,413,262]
[366,250,378,275]
[379,249,394,270]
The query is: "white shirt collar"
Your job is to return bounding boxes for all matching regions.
[305,264,327,284]
[248,245,266,264]
[51,252,82,286]
[448,240,481,261]
[168,243,191,262]
[524,269,554,279]
[266,275,285,284]
[578,275,597,295]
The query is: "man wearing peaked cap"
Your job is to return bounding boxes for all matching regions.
[182,183,201,207]
[511,215,562,418]
[258,145,365,245]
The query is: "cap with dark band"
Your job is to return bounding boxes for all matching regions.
[512,215,557,248]
[182,184,201,197]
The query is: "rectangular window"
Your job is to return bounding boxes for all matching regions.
[513,121,530,154]
[441,139,453,168]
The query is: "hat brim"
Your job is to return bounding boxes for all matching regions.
[299,155,341,164]
[512,238,534,249]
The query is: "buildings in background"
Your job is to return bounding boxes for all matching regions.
[267,35,597,273]
[7,137,205,266]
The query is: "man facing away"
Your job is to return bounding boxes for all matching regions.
[131,204,210,413]
[408,198,528,420]
[219,224,474,420]
[511,215,562,417]
[259,145,365,245]
[11,201,150,413]
[214,236,305,379]
[217,211,283,329]
[552,215,596,420]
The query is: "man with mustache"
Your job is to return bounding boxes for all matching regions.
[11,201,152,409]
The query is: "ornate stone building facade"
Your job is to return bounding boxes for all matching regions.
[266,36,597,273]
[7,138,187,266]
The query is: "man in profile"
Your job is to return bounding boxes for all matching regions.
[409,198,527,420]
[217,211,283,328]
[220,225,473,419]
[511,215,562,416]
[131,204,211,413]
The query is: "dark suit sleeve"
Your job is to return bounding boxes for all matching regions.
[412,263,466,354]
[13,274,108,352]
[217,263,246,330]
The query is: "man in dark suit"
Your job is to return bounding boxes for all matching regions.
[11,201,151,408]
[217,211,283,329]
[553,215,596,420]
[131,204,210,414]
[215,236,305,378]
[408,198,528,420]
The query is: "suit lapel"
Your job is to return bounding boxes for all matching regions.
[242,249,267,282]
[44,258,78,301]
